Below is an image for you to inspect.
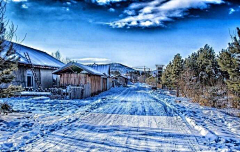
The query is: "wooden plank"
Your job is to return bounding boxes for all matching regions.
[58,73,107,96]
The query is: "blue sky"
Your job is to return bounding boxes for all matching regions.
[6,0,240,69]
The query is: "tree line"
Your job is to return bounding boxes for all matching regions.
[51,50,72,64]
[162,27,240,109]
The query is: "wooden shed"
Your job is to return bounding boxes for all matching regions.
[53,62,105,98]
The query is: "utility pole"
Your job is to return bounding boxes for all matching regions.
[132,66,151,83]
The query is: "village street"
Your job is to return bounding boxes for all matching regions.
[1,84,240,151]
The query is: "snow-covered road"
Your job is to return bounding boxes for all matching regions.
[1,84,240,151]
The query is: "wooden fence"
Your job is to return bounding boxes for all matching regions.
[68,84,91,99]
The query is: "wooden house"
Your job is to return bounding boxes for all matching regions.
[4,42,65,89]
[87,64,112,91]
[53,62,108,98]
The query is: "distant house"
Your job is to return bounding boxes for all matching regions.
[53,62,109,98]
[87,63,112,91]
[112,75,128,87]
[4,42,65,89]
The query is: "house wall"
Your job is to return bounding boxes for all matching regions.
[60,73,89,86]
[12,66,39,89]
[12,66,25,87]
[40,69,54,89]
[90,75,102,95]
[59,73,104,97]
[102,78,107,91]
[12,65,56,89]
[107,78,112,90]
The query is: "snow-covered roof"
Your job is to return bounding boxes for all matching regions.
[87,64,110,77]
[53,62,104,76]
[3,41,65,68]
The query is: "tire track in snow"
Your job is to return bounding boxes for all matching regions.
[86,88,132,151]
[26,88,130,151]
[25,84,214,151]
[149,91,211,151]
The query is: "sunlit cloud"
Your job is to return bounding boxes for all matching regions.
[74,58,111,64]
[21,4,28,9]
[12,0,27,2]
[229,8,235,14]
[7,0,231,28]
[88,0,126,5]
[110,0,224,28]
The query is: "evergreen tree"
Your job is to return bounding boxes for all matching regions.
[218,27,240,99]
[171,54,183,97]
[0,1,21,98]
[179,54,198,98]
[196,45,218,88]
[162,61,173,89]
[184,52,198,76]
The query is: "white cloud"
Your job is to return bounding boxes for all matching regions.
[110,0,224,28]
[12,0,27,2]
[21,4,28,9]
[75,58,111,62]
[92,0,126,5]
[109,8,115,12]
[229,8,236,14]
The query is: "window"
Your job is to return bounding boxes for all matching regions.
[26,70,33,88]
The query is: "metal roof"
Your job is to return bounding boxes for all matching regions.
[2,41,65,68]
[53,62,104,76]
[87,64,110,77]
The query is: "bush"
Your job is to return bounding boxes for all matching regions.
[0,102,12,115]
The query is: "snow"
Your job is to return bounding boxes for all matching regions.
[110,63,136,74]
[0,84,240,151]
[3,41,65,68]
[87,64,110,77]
[53,62,104,76]
[20,92,51,96]
[87,63,136,75]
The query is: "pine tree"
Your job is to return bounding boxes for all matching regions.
[162,62,173,89]
[178,45,219,104]
[180,55,197,98]
[218,27,240,99]
[217,50,232,80]
[171,54,183,97]
[184,52,198,76]
[0,1,21,98]
[196,44,218,88]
